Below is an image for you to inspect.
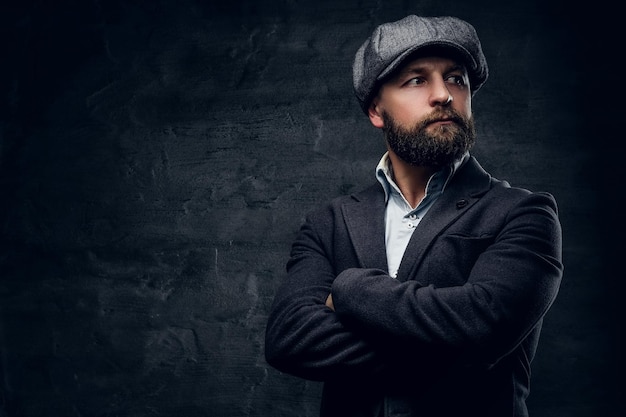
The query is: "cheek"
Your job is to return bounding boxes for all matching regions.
[453,96,472,118]
[389,98,431,124]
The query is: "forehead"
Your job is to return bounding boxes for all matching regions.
[393,54,467,78]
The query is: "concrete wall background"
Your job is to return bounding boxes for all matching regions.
[1,0,621,416]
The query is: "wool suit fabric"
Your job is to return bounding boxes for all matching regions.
[265,156,563,417]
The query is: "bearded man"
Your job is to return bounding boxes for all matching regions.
[265,15,563,417]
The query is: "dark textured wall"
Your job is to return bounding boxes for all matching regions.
[0,0,621,416]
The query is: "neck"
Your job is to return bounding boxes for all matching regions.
[387,151,437,209]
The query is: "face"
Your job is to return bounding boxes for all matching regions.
[368,55,476,168]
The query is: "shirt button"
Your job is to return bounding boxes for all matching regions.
[409,214,417,220]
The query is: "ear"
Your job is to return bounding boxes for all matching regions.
[367,99,385,129]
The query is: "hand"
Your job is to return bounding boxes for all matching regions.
[325,293,334,311]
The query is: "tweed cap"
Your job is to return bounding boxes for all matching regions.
[353,15,489,113]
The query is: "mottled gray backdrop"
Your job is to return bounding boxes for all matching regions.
[0,0,621,416]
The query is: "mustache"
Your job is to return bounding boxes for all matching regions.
[421,109,466,126]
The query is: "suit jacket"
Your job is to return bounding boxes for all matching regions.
[265,156,563,417]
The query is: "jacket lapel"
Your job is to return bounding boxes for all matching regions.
[338,157,493,280]
[396,157,493,282]
[341,184,389,271]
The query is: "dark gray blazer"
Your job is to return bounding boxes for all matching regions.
[265,156,563,417]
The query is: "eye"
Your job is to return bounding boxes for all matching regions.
[446,75,466,86]
[406,77,425,86]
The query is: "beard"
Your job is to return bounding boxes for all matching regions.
[382,108,476,169]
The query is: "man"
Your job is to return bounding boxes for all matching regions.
[265,15,563,417]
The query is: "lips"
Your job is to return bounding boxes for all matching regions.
[428,118,456,126]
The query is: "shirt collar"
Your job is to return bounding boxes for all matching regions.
[375,151,469,203]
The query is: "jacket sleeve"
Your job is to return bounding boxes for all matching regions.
[264,204,386,382]
[330,191,563,368]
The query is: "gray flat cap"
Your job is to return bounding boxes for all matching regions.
[353,15,488,113]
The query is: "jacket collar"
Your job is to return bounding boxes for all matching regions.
[375,151,470,204]
[341,156,492,279]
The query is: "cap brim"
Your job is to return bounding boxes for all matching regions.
[376,41,478,83]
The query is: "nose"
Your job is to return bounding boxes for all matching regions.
[429,78,453,107]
